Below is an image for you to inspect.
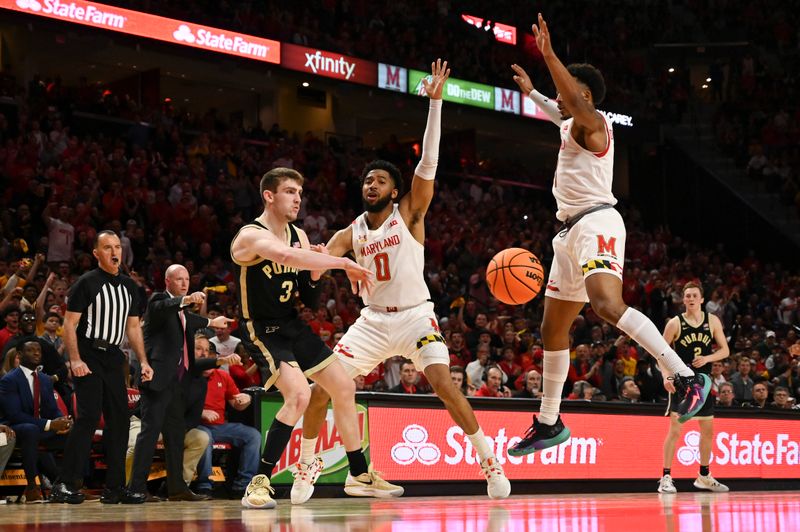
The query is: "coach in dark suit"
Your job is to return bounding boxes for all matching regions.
[127,264,235,502]
[0,341,72,502]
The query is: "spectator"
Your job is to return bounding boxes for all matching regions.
[750,382,769,409]
[210,320,241,359]
[0,341,72,503]
[498,347,522,384]
[514,369,543,399]
[387,360,423,394]
[38,311,64,358]
[466,344,492,387]
[618,377,641,403]
[42,203,75,264]
[449,365,467,395]
[473,365,506,398]
[709,360,726,393]
[0,306,21,352]
[771,387,796,410]
[729,358,754,404]
[194,344,260,499]
[448,331,471,368]
[716,382,738,407]
[602,358,627,400]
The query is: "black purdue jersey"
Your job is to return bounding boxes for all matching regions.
[232,220,302,321]
[674,312,713,374]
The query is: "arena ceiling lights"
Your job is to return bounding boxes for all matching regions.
[2,0,633,128]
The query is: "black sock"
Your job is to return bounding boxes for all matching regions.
[346,449,369,477]
[663,468,671,477]
[258,419,295,478]
[700,465,709,477]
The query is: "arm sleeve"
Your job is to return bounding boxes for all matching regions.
[298,271,323,310]
[414,99,442,180]
[528,89,564,127]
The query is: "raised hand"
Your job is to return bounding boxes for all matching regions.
[511,63,534,94]
[531,13,552,57]
[421,58,450,100]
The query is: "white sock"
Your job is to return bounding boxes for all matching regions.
[300,437,317,465]
[539,349,570,425]
[467,428,494,462]
[616,307,694,377]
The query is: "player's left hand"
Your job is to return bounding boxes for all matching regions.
[691,356,708,368]
[421,58,450,100]
[531,13,552,56]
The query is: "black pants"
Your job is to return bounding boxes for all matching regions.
[129,378,188,495]
[58,349,128,490]
[12,424,65,486]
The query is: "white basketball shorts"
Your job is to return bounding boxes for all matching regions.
[545,207,626,303]
[333,301,449,378]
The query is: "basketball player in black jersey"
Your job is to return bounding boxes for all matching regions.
[230,167,400,509]
[658,282,730,493]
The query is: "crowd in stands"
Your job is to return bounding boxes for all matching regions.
[0,0,798,500]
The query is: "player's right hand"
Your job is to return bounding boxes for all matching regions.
[511,64,534,93]
[532,13,553,57]
[343,260,374,296]
[663,377,676,394]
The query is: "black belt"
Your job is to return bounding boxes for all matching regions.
[90,339,113,351]
[558,204,614,235]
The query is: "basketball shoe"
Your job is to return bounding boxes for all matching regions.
[674,373,711,423]
[290,457,324,505]
[344,466,404,498]
[657,474,677,493]
[480,457,511,499]
[508,415,571,456]
[241,474,276,509]
[694,474,729,492]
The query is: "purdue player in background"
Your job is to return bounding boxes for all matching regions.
[658,282,730,493]
[507,14,711,457]
[230,167,401,509]
[294,59,511,501]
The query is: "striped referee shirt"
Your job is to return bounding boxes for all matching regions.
[67,268,142,346]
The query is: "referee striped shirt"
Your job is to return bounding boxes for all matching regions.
[67,268,142,346]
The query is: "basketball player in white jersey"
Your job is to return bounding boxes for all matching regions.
[291,59,511,502]
[507,14,711,456]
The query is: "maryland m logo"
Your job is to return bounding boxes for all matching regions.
[596,235,617,256]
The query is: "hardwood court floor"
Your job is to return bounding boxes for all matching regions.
[0,490,796,531]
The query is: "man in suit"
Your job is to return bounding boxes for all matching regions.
[0,340,72,503]
[127,264,235,502]
[2,309,70,403]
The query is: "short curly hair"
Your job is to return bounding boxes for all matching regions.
[567,63,606,105]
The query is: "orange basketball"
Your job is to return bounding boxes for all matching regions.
[486,248,545,305]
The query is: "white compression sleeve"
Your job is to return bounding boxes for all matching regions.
[528,89,563,126]
[539,349,570,426]
[616,307,694,377]
[414,99,442,180]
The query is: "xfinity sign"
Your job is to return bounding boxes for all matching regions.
[282,43,377,86]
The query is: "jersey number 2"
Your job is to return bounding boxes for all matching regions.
[374,253,391,281]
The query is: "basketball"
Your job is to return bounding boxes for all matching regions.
[486,248,545,305]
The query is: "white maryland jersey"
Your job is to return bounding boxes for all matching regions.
[351,204,430,308]
[553,113,616,221]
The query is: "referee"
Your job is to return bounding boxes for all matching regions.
[51,230,153,505]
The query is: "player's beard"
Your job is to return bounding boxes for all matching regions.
[363,194,392,213]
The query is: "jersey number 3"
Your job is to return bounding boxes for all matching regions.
[279,280,294,303]
[374,252,391,281]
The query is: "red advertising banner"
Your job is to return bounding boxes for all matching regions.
[369,407,800,481]
[461,14,517,45]
[282,43,377,86]
[1,0,280,63]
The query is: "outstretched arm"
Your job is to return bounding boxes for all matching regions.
[511,63,563,126]
[400,58,450,230]
[532,13,604,135]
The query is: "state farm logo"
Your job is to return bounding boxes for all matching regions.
[17,0,42,12]
[173,24,196,43]
[304,51,356,80]
[16,0,127,28]
[391,425,441,465]
[677,431,702,465]
[172,23,270,58]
